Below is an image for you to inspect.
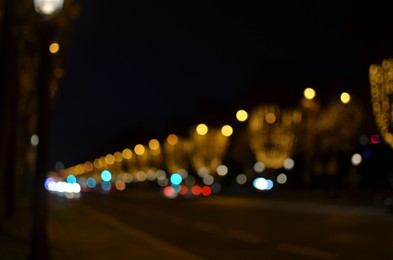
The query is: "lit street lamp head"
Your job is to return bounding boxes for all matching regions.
[34,0,64,16]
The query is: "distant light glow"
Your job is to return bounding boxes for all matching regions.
[101,181,111,191]
[49,42,60,54]
[114,151,123,162]
[304,88,316,100]
[201,186,212,196]
[351,153,362,166]
[105,154,115,165]
[265,113,276,124]
[191,185,202,196]
[84,161,93,172]
[340,92,351,104]
[283,158,295,170]
[167,134,178,145]
[179,185,188,195]
[86,177,96,188]
[236,174,247,185]
[134,144,145,155]
[196,124,208,135]
[203,175,214,185]
[156,170,166,180]
[121,173,133,183]
[236,109,248,122]
[277,173,287,184]
[149,139,160,150]
[253,161,265,173]
[115,180,126,191]
[136,171,147,182]
[101,170,112,182]
[266,179,274,190]
[31,134,39,147]
[370,134,381,144]
[221,125,233,137]
[44,177,56,190]
[170,173,182,185]
[163,186,177,198]
[216,165,228,176]
[122,148,132,159]
[34,0,64,15]
[253,178,268,190]
[66,174,77,184]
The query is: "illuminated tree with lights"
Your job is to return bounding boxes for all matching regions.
[370,59,393,148]
[248,105,302,171]
[188,124,233,178]
[163,134,192,174]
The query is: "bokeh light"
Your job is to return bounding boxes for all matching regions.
[236,174,247,185]
[167,134,178,145]
[196,124,208,135]
[236,109,248,122]
[340,92,351,104]
[283,158,295,170]
[277,173,287,184]
[170,173,182,185]
[351,153,362,166]
[216,165,228,176]
[31,134,39,147]
[134,144,145,155]
[122,148,132,159]
[304,88,316,100]
[49,42,60,54]
[101,170,112,182]
[221,125,233,137]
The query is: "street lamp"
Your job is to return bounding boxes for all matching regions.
[31,1,63,259]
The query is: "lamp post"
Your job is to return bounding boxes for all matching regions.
[31,1,63,259]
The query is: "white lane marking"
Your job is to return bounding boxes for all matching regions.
[277,243,336,259]
[76,205,204,260]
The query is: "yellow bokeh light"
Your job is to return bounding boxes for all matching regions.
[99,156,107,167]
[304,88,316,100]
[105,154,115,165]
[49,42,60,54]
[114,151,123,162]
[340,92,351,104]
[149,139,160,150]
[167,134,178,145]
[134,144,145,155]
[236,109,248,122]
[265,113,276,124]
[196,123,208,135]
[122,148,132,159]
[84,161,93,172]
[93,158,101,169]
[221,125,233,137]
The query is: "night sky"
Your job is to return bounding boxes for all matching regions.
[47,1,393,169]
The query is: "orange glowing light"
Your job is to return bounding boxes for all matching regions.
[167,134,178,145]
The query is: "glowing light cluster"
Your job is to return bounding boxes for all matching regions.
[253,177,273,191]
[369,59,393,148]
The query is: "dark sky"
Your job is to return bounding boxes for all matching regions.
[48,1,393,169]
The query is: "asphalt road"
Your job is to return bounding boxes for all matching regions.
[48,189,393,259]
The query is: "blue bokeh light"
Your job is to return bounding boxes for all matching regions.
[101,170,112,182]
[87,177,96,188]
[170,173,182,185]
[66,174,77,184]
